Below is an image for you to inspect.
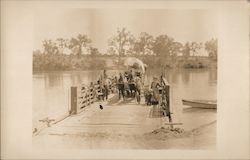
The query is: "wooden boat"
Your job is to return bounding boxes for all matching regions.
[182,99,217,109]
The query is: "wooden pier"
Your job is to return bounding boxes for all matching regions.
[33,79,216,149]
[33,92,216,149]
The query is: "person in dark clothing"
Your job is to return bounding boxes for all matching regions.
[103,78,110,100]
[117,73,125,99]
[102,70,109,101]
[103,69,108,79]
[151,77,161,105]
[128,70,134,82]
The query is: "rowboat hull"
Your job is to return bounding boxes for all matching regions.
[182,99,217,109]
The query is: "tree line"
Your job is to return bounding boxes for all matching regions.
[33,27,217,71]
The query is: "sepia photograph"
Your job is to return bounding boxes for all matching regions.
[32,8,217,149]
[1,0,250,159]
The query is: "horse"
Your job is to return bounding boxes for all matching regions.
[116,81,136,99]
[117,83,125,99]
[116,73,143,100]
[128,83,136,98]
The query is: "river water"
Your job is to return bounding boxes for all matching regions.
[32,69,217,129]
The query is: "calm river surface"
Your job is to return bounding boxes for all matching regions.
[33,69,217,129]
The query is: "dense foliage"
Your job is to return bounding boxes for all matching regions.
[33,27,217,71]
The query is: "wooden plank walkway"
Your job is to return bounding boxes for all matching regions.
[33,94,216,149]
[33,94,170,148]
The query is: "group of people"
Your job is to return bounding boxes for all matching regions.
[94,69,171,120]
[95,69,142,101]
[96,69,169,108]
[116,70,143,100]
[97,70,112,101]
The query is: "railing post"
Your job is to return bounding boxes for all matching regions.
[70,86,77,115]
[165,84,170,113]
[165,84,172,126]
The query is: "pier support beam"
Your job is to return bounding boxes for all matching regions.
[70,86,77,115]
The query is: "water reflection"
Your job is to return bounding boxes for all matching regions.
[181,70,190,85]
[145,68,217,87]
[208,69,217,84]
[170,70,179,84]
[34,69,217,91]
[44,72,63,88]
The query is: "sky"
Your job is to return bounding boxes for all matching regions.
[33,8,218,53]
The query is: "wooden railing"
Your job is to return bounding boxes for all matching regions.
[69,80,117,114]
[70,83,103,115]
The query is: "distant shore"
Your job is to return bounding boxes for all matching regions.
[33,54,217,72]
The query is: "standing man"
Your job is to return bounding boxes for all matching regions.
[135,75,142,103]
[103,69,108,79]
[118,73,125,99]
[151,77,160,105]
[103,70,109,100]
[128,70,134,82]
